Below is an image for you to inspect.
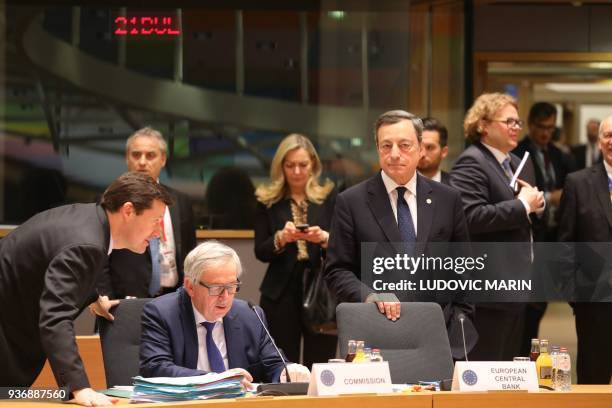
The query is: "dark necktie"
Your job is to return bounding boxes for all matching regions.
[148,238,161,297]
[501,158,514,181]
[396,186,416,243]
[541,149,555,191]
[201,321,225,373]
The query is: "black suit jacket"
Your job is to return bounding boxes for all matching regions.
[513,137,574,241]
[557,163,612,300]
[571,144,602,171]
[451,142,536,243]
[451,142,537,308]
[513,137,574,192]
[0,204,109,390]
[254,191,336,301]
[324,172,470,303]
[440,170,452,186]
[97,185,196,299]
[323,173,474,357]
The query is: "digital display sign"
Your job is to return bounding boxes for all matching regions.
[114,14,180,36]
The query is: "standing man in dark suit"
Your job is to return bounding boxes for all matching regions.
[140,241,310,383]
[98,127,196,299]
[418,117,451,186]
[324,110,474,356]
[557,115,612,384]
[571,118,601,170]
[0,172,172,406]
[512,102,575,357]
[451,93,545,361]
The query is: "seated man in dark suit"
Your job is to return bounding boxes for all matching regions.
[140,241,310,384]
[98,127,196,299]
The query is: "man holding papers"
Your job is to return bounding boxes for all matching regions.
[140,241,310,384]
[451,93,544,361]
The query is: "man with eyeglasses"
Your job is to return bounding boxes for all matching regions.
[451,93,544,361]
[140,241,310,385]
[513,102,575,240]
[557,115,612,385]
[512,102,575,358]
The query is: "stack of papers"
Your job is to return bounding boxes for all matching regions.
[131,372,246,403]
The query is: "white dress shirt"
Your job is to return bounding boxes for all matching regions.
[159,206,178,288]
[192,304,229,372]
[605,160,612,204]
[380,170,418,234]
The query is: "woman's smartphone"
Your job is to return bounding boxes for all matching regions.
[295,223,310,231]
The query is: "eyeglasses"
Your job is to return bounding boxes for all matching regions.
[197,280,241,296]
[491,118,524,129]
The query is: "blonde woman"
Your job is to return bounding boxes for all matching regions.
[254,134,337,368]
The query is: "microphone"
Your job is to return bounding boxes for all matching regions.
[247,301,292,383]
[458,313,469,362]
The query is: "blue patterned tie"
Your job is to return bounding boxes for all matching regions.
[396,187,416,243]
[202,322,225,373]
[148,238,161,297]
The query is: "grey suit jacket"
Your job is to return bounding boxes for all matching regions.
[0,204,110,391]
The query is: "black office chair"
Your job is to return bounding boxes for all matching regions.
[336,302,454,384]
[98,298,151,387]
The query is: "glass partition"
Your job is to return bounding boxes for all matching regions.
[1,1,466,229]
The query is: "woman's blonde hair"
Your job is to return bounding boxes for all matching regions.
[255,134,334,207]
[464,93,518,143]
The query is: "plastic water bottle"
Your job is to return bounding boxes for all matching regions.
[556,347,572,391]
[550,345,560,390]
[370,348,384,362]
[345,340,357,362]
[363,347,372,362]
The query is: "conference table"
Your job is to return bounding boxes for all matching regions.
[3,385,611,408]
[18,337,612,407]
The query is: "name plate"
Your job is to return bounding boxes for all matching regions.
[452,361,538,392]
[307,362,392,396]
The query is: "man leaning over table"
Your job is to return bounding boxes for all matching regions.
[140,241,310,386]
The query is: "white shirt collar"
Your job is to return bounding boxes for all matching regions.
[107,236,113,255]
[191,302,223,326]
[481,141,510,165]
[604,160,612,180]
[381,169,417,197]
[417,170,442,183]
